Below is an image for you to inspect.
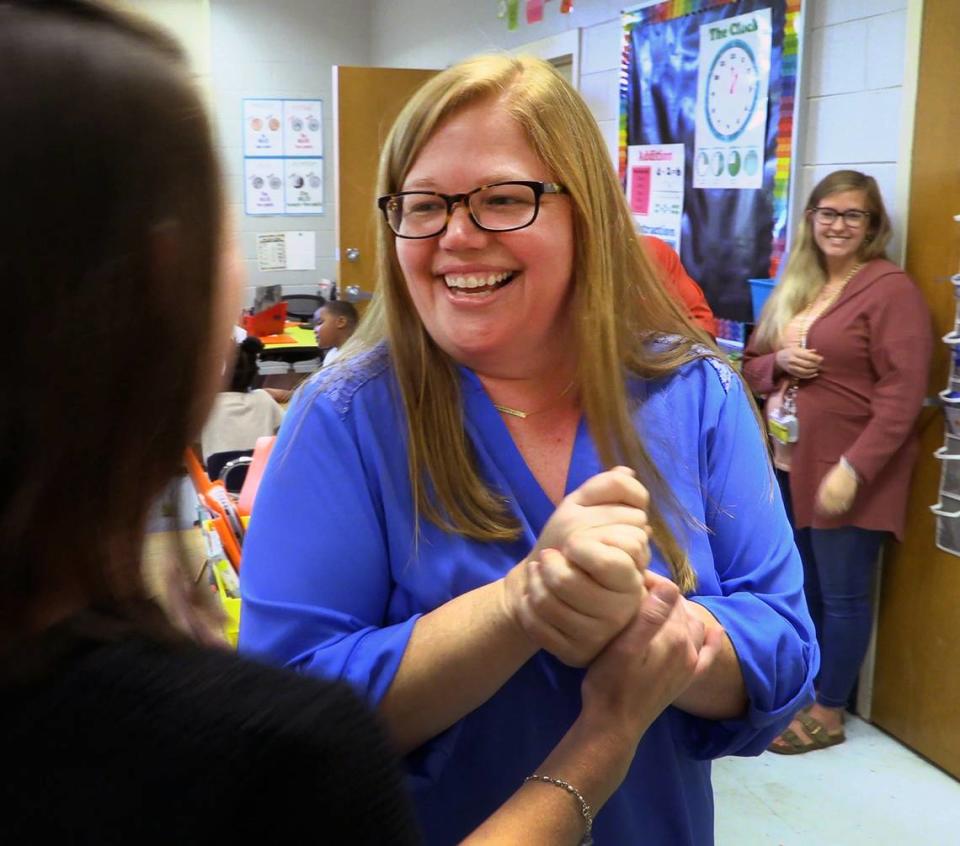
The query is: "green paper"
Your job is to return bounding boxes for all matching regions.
[507,0,519,30]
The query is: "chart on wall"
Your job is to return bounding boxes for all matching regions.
[693,8,771,190]
[243,99,323,216]
[620,0,801,322]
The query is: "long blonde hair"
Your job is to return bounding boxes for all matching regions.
[753,170,892,350]
[349,55,720,591]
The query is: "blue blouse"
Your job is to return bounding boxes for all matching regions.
[239,342,817,845]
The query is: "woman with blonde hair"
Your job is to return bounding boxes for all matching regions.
[241,54,816,843]
[743,170,931,754]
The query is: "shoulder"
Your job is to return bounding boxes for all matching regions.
[297,342,394,419]
[643,335,736,397]
[250,388,280,406]
[859,259,929,315]
[78,638,402,775]
[4,635,417,841]
[861,259,914,292]
[633,339,741,443]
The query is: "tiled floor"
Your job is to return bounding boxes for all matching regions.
[714,716,960,845]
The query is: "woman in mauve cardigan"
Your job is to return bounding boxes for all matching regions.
[743,170,932,755]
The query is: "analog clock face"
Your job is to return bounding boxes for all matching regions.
[705,39,759,142]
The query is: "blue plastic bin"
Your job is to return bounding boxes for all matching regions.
[748,278,777,321]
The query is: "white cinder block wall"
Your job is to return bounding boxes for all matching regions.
[796,0,912,264]
[208,0,373,306]
[369,0,630,172]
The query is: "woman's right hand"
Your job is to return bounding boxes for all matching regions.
[775,345,823,379]
[502,467,651,666]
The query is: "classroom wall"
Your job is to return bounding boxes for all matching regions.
[133,0,211,82]
[208,0,374,304]
[143,0,916,305]
[795,0,913,264]
[370,0,628,173]
[371,0,915,269]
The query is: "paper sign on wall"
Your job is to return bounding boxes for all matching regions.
[693,8,771,189]
[284,159,324,214]
[626,143,686,251]
[243,100,283,157]
[283,100,323,157]
[256,231,317,272]
[244,159,284,215]
[243,98,324,216]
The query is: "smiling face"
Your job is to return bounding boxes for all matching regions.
[394,97,575,376]
[810,188,871,268]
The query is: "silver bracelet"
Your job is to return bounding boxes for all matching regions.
[524,773,594,845]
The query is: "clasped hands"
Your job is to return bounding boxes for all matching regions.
[502,467,722,718]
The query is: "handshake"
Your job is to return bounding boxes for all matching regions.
[502,466,724,726]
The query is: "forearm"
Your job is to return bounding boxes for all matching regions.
[379,578,537,754]
[741,348,780,396]
[462,713,640,845]
[671,601,747,719]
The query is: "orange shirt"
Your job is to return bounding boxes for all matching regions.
[640,235,717,337]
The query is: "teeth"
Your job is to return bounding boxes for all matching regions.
[444,271,513,289]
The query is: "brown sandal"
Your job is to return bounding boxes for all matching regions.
[768,711,845,755]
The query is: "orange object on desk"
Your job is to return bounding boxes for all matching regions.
[258,333,296,345]
[243,301,287,337]
[184,449,244,571]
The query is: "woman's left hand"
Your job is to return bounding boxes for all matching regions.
[816,461,859,516]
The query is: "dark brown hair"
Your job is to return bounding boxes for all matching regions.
[0,1,223,633]
[323,300,359,330]
[230,337,265,393]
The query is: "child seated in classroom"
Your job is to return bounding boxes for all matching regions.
[200,336,284,469]
[314,300,359,367]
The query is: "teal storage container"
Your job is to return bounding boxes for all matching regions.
[748,278,777,321]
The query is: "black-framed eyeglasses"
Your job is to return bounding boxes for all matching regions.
[809,207,871,228]
[377,180,566,239]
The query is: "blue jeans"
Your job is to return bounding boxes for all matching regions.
[776,470,886,709]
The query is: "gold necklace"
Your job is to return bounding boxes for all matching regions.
[492,381,576,420]
[798,261,863,346]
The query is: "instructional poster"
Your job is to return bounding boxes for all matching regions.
[244,159,284,215]
[243,99,283,156]
[284,158,324,214]
[283,101,323,156]
[693,8,771,189]
[625,143,685,251]
[243,98,323,215]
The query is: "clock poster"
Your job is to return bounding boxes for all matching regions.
[693,8,771,189]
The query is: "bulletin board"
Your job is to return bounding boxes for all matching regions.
[619,0,802,321]
[243,98,324,216]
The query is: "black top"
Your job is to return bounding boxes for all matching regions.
[0,612,420,844]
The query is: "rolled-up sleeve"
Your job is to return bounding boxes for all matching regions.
[684,369,818,758]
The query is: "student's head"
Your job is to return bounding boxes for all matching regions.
[230,337,264,392]
[0,1,233,630]
[313,301,359,350]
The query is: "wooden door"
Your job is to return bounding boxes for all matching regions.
[870,1,960,779]
[332,66,438,313]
